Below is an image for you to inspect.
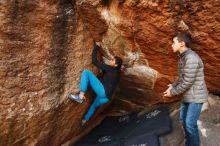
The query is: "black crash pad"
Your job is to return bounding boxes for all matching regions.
[73,107,172,146]
[124,133,159,146]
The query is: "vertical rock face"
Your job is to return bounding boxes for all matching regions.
[0,0,219,145]
[0,0,107,145]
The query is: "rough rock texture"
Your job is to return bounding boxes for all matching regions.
[0,0,220,145]
[98,0,220,113]
[0,0,106,145]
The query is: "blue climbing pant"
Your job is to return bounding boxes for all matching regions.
[80,70,109,121]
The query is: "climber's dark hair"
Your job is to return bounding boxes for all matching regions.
[114,56,122,68]
[176,32,192,48]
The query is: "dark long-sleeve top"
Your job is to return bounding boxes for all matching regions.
[92,43,121,99]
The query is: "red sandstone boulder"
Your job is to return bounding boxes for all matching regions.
[0,0,219,145]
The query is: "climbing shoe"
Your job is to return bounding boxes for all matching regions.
[68,93,83,104]
[81,119,87,126]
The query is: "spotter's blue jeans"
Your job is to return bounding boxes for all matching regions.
[180,102,203,146]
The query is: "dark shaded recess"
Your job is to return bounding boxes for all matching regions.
[101,0,111,6]
[48,0,69,95]
[48,0,77,96]
[212,90,220,97]
[40,0,77,145]
[101,0,125,6]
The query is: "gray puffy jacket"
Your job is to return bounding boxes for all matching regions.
[170,49,208,103]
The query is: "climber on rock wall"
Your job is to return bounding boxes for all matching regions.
[68,42,122,126]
